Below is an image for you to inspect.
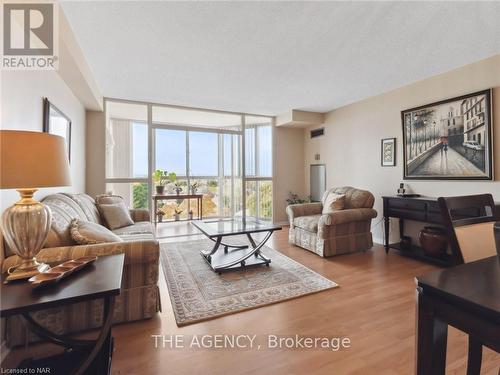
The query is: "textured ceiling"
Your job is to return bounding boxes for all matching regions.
[61,1,500,115]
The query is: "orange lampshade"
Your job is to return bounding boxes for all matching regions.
[0,130,71,189]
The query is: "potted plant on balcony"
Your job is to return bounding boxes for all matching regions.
[174,206,183,221]
[190,182,199,195]
[157,203,165,222]
[166,172,182,195]
[153,169,168,195]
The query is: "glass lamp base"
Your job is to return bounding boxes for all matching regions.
[2,188,52,282]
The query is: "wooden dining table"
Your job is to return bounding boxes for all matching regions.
[415,256,500,375]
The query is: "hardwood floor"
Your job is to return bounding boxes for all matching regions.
[4,227,500,374]
[115,227,500,374]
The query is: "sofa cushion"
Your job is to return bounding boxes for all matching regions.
[70,219,123,245]
[293,215,321,232]
[42,194,89,248]
[322,193,346,214]
[99,202,134,230]
[96,194,124,205]
[112,222,155,242]
[63,193,102,224]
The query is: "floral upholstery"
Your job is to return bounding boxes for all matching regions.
[287,186,377,257]
[2,193,160,347]
[293,215,322,232]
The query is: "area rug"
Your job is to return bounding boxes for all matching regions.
[160,238,338,326]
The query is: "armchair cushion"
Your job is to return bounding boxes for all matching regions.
[322,193,346,214]
[322,186,374,209]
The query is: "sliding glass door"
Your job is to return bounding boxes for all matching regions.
[105,99,273,224]
[153,128,241,219]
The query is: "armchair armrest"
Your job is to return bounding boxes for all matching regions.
[324,208,377,226]
[286,203,323,227]
[130,208,151,222]
[2,240,159,273]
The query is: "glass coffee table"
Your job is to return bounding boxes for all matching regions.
[191,219,282,272]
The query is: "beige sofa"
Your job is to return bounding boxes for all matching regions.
[2,193,160,347]
[287,186,377,257]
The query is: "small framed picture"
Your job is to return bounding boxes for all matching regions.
[381,138,396,166]
[43,98,72,163]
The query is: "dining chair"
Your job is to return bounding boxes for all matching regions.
[438,193,499,375]
[438,194,498,264]
[494,221,500,256]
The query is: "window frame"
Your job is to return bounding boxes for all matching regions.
[104,98,274,222]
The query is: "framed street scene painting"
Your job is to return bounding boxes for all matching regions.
[401,89,492,180]
[43,98,72,163]
[381,138,396,166]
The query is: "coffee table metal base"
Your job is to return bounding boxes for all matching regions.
[201,232,272,272]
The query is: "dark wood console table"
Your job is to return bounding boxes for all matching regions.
[382,195,500,267]
[382,196,454,266]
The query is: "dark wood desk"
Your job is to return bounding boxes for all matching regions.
[152,193,203,225]
[1,254,125,375]
[415,256,500,375]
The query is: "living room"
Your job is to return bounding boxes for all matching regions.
[1,1,499,374]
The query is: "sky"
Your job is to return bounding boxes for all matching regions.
[132,123,272,178]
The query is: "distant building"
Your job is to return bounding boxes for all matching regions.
[439,106,463,146]
[461,95,486,146]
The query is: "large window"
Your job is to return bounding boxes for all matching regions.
[105,99,273,224]
[153,128,237,219]
[105,101,148,209]
[155,129,186,176]
[189,132,218,176]
[244,116,273,221]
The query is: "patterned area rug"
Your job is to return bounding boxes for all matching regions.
[160,238,338,326]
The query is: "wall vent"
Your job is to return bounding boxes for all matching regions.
[310,128,324,138]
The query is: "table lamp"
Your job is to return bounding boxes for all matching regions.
[0,130,71,280]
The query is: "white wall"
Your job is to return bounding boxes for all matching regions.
[0,70,86,211]
[304,54,500,244]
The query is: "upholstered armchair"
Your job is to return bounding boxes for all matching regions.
[286,186,377,257]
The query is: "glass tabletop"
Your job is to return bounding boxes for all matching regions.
[191,219,282,237]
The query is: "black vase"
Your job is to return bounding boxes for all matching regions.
[155,185,165,195]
